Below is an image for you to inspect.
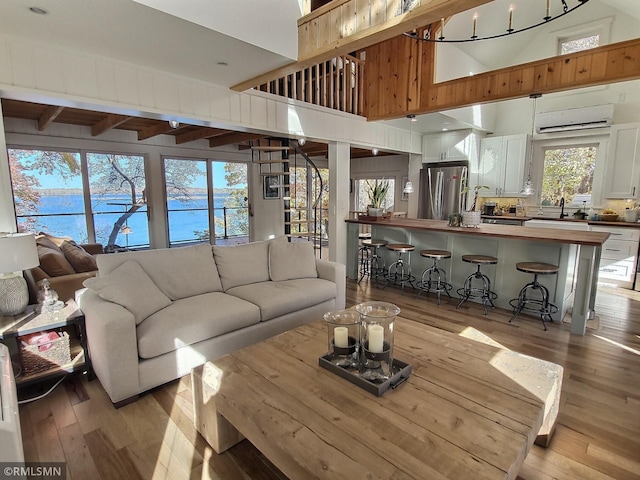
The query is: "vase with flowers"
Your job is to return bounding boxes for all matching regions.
[367,180,390,216]
[460,184,489,227]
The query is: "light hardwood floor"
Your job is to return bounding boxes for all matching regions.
[19,280,640,480]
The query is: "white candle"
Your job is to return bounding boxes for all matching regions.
[368,325,384,353]
[472,13,478,38]
[440,17,445,38]
[546,0,550,19]
[334,327,349,348]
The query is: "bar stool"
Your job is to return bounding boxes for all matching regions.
[384,243,416,291]
[357,232,372,283]
[509,262,559,331]
[456,255,498,315]
[415,250,452,305]
[358,239,388,284]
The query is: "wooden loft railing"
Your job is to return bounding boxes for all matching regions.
[254,54,365,116]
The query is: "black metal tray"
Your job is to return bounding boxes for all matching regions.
[318,355,412,396]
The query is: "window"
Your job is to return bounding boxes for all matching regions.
[87,153,149,249]
[559,33,599,55]
[355,178,395,212]
[9,148,86,240]
[164,159,248,246]
[541,146,597,206]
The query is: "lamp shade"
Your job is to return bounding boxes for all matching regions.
[0,233,39,274]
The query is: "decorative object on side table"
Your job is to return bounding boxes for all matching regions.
[36,278,64,313]
[0,233,39,316]
[460,185,489,227]
[366,179,390,217]
[319,302,412,396]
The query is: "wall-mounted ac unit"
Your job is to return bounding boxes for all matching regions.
[536,104,613,133]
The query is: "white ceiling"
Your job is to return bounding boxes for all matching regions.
[1,0,639,135]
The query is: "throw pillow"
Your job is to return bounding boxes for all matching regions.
[269,240,318,282]
[38,232,73,248]
[59,240,97,273]
[36,235,64,253]
[83,260,172,325]
[37,245,76,277]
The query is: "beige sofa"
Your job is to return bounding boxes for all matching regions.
[78,237,345,406]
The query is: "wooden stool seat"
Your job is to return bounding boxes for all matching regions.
[386,243,415,253]
[516,262,559,275]
[420,249,452,260]
[362,239,388,248]
[462,254,498,265]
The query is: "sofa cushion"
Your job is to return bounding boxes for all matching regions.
[269,240,317,281]
[37,245,76,277]
[226,278,336,321]
[96,243,223,300]
[136,292,261,359]
[83,260,172,325]
[213,237,286,290]
[60,240,97,273]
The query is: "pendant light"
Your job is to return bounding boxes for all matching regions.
[520,93,541,196]
[403,115,417,194]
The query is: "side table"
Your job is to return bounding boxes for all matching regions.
[0,299,92,388]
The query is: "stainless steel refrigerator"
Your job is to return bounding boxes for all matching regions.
[418,161,469,220]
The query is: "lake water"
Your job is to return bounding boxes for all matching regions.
[20,193,248,247]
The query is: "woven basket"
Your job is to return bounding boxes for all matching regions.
[19,331,71,376]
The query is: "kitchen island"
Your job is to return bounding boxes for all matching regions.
[346,218,610,335]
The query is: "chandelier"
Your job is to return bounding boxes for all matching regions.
[405,0,590,43]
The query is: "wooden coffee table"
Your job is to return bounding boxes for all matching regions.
[192,318,548,480]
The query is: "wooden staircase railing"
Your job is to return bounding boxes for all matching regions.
[254,54,365,116]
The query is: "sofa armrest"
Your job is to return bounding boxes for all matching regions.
[41,272,98,303]
[77,289,141,404]
[315,259,346,309]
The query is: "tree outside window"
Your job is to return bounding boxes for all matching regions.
[541,146,596,206]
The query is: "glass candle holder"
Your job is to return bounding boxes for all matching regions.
[355,301,400,383]
[323,309,360,369]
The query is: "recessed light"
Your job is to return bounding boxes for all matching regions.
[29,6,48,14]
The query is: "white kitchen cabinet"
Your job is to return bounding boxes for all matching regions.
[591,225,640,288]
[604,123,640,199]
[473,134,529,197]
[423,130,475,163]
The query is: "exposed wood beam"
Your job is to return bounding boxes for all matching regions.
[138,122,180,140]
[175,127,229,145]
[91,114,132,136]
[365,37,640,121]
[209,133,266,148]
[232,0,489,91]
[37,105,64,131]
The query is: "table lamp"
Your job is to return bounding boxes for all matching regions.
[0,233,39,316]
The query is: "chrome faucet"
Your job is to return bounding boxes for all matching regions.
[559,197,568,218]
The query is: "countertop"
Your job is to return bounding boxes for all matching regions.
[346,217,610,246]
[528,216,640,228]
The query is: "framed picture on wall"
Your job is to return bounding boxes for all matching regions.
[401,175,410,201]
[263,175,281,199]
